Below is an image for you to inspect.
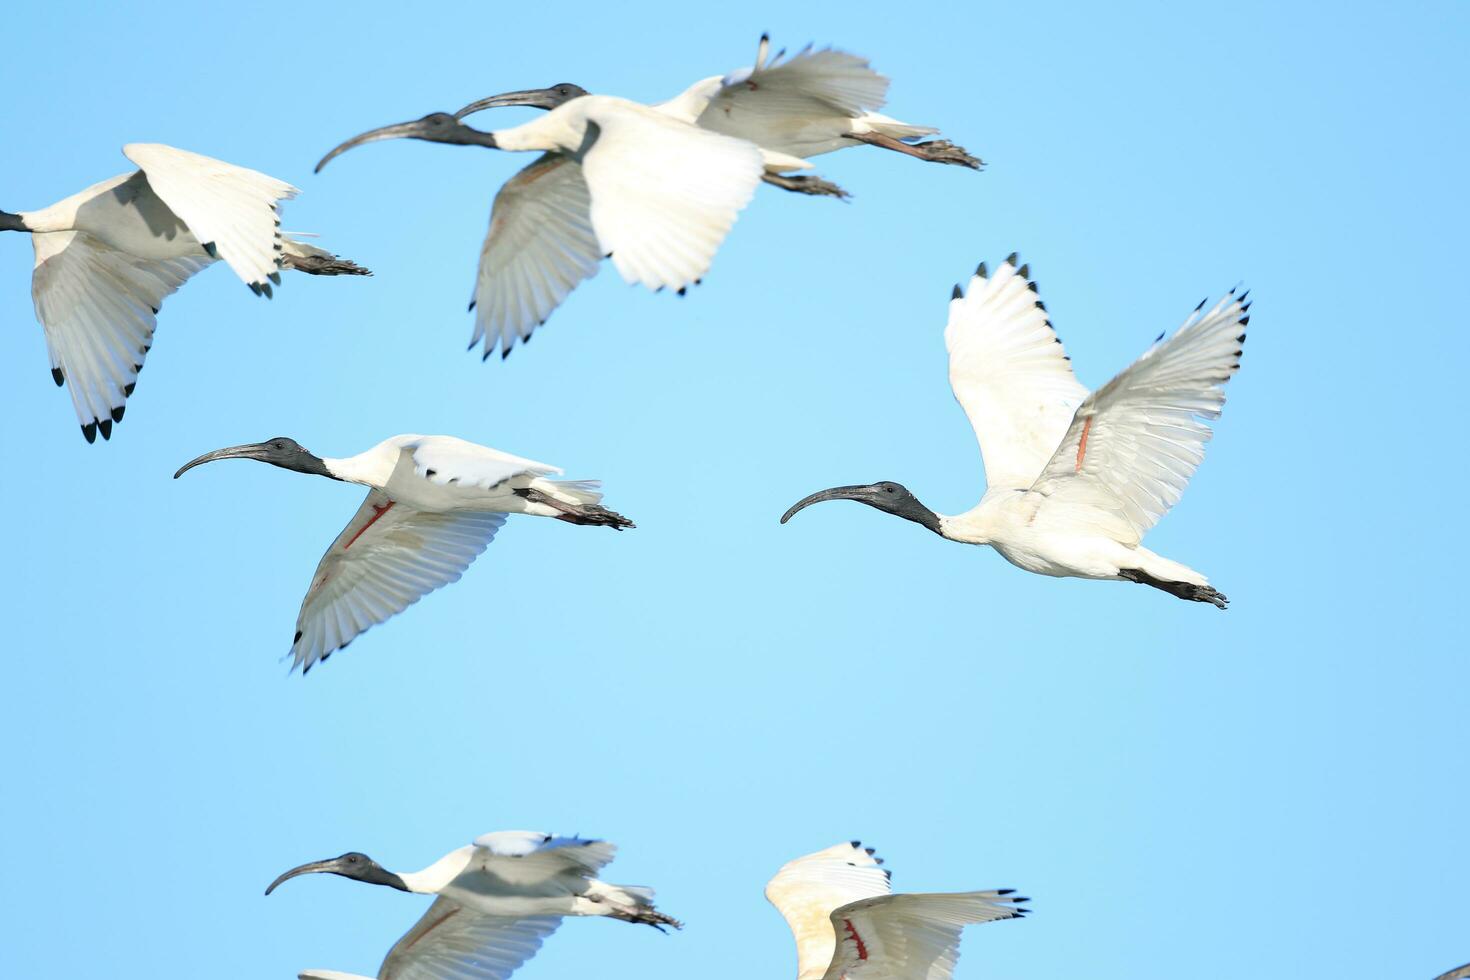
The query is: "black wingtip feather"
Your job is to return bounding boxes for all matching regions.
[81,422,97,444]
[1005,251,1019,265]
[951,284,963,299]
[51,367,64,386]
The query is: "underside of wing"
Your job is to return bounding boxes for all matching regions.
[30,230,211,442]
[470,154,602,359]
[290,485,507,672]
[1031,288,1251,542]
[123,142,296,290]
[699,44,890,153]
[581,102,763,292]
[946,255,1089,492]
[379,897,562,980]
[824,891,1028,980]
[766,842,893,980]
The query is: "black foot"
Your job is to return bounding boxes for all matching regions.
[515,488,635,529]
[1120,568,1228,609]
[761,172,851,199]
[911,139,984,169]
[284,253,373,276]
[562,504,635,530]
[611,906,683,931]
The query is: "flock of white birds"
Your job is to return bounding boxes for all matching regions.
[264,833,1026,980]
[0,30,1309,980]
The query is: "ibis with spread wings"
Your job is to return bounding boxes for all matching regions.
[173,434,632,672]
[1,143,368,443]
[315,91,779,360]
[268,831,679,980]
[767,841,1026,980]
[442,34,980,359]
[781,255,1250,608]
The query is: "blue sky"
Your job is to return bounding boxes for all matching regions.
[1,1,1466,977]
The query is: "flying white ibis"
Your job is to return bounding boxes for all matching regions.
[781,255,1250,608]
[444,35,979,359]
[268,831,680,980]
[1,143,368,442]
[172,434,631,672]
[766,841,1026,980]
[315,83,828,361]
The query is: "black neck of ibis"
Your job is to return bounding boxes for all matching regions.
[780,481,944,535]
[172,437,338,481]
[264,851,410,896]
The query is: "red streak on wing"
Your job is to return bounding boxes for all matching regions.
[345,500,396,550]
[1075,416,1093,473]
[842,918,869,961]
[402,906,460,954]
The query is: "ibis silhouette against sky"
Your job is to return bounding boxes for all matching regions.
[781,255,1249,608]
[766,841,1026,980]
[268,831,678,980]
[1,143,367,442]
[173,434,631,672]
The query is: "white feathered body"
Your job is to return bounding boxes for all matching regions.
[323,434,598,517]
[943,490,1206,584]
[22,169,205,261]
[930,257,1249,593]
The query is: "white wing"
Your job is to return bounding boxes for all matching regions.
[469,154,601,359]
[697,44,890,152]
[766,842,893,980]
[579,99,764,292]
[823,891,1028,980]
[406,436,563,488]
[123,142,296,290]
[946,255,1089,492]
[31,230,212,441]
[290,497,505,673]
[377,897,562,980]
[1030,289,1251,543]
[456,833,618,897]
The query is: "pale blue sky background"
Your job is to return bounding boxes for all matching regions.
[1,2,1466,978]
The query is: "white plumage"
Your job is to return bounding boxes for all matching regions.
[172,434,632,672]
[767,842,1026,980]
[271,832,679,980]
[317,95,768,360]
[3,143,368,442]
[782,255,1251,608]
[451,36,977,358]
[666,35,976,166]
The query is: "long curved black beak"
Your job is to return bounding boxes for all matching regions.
[455,88,566,118]
[173,443,271,479]
[780,484,882,524]
[315,119,440,173]
[264,857,343,895]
